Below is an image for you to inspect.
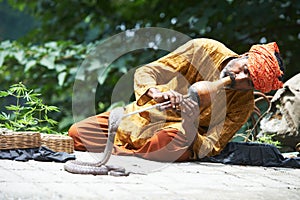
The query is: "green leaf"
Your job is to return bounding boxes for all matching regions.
[28,92,41,100]
[5,105,21,111]
[0,91,9,97]
[55,64,67,72]
[0,51,8,68]
[57,72,67,86]
[4,122,15,131]
[0,40,11,49]
[47,106,60,112]
[24,60,37,72]
[46,118,58,126]
[38,126,53,134]
[0,112,10,120]
[9,82,27,96]
[40,55,56,69]
[9,120,26,130]
[0,113,7,121]
[13,51,26,64]
[18,118,37,126]
[24,90,34,101]
[45,41,58,49]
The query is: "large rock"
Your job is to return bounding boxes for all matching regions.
[260,73,300,151]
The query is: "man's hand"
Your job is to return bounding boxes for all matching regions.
[181,98,200,143]
[181,98,200,145]
[147,88,183,110]
[181,98,200,123]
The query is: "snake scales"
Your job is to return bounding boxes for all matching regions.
[64,107,129,176]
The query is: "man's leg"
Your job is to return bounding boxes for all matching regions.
[115,128,192,162]
[69,112,192,162]
[68,112,110,152]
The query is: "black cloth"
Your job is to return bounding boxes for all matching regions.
[0,146,76,162]
[200,142,300,168]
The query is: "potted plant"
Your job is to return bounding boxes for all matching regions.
[0,82,73,153]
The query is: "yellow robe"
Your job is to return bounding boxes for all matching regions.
[115,38,254,159]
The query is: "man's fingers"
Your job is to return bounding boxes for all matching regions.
[169,90,179,104]
[168,90,183,109]
[170,92,176,108]
[178,94,183,104]
[160,104,172,110]
[182,100,192,113]
[186,98,198,108]
[156,90,184,110]
[163,93,169,100]
[181,98,200,117]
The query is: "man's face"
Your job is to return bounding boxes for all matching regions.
[220,57,254,90]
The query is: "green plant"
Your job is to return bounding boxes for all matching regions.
[0,40,161,132]
[0,82,60,134]
[3,0,299,80]
[0,40,95,132]
[257,133,281,148]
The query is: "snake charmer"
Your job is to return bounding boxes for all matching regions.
[68,38,284,162]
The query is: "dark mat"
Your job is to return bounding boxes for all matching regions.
[0,146,76,162]
[200,142,300,168]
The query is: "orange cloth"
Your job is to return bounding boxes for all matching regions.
[248,42,284,93]
[68,112,109,152]
[68,112,192,162]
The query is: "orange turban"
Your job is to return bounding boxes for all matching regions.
[247,42,284,93]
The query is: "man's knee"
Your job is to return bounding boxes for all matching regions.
[137,129,192,162]
[68,123,87,151]
[68,123,77,138]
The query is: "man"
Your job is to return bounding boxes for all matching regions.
[68,38,284,162]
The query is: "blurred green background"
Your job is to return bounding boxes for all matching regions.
[0,0,299,133]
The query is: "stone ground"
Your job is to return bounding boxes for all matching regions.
[0,151,300,200]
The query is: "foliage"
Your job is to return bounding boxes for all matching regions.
[233,98,282,147]
[0,39,150,131]
[234,128,281,148]
[0,0,299,134]
[0,82,60,133]
[5,0,300,79]
[0,40,98,131]
[257,133,281,148]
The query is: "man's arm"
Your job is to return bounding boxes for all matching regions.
[192,91,254,159]
[133,40,196,106]
[133,65,182,106]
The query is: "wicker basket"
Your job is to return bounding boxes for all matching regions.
[0,129,41,150]
[41,134,74,153]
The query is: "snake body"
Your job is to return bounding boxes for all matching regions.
[64,108,128,176]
